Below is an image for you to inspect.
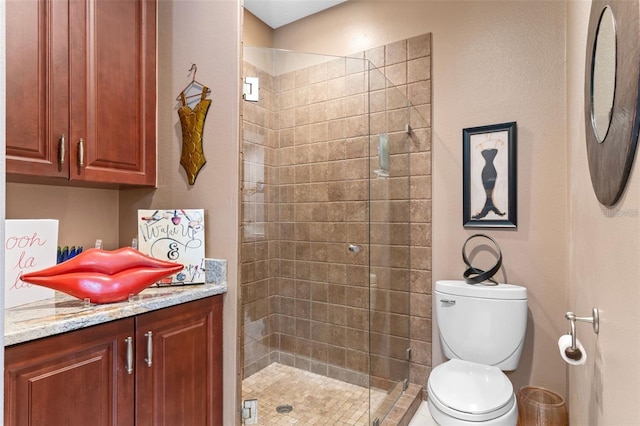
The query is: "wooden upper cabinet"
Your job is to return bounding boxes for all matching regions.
[5,0,70,178]
[69,0,156,186]
[6,0,156,187]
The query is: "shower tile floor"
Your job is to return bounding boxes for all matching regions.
[242,363,389,425]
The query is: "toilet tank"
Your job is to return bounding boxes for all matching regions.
[435,280,527,371]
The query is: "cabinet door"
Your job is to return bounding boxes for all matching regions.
[4,319,135,426]
[69,0,156,186]
[5,0,70,179]
[135,296,223,426]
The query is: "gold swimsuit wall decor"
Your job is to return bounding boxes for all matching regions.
[177,86,211,185]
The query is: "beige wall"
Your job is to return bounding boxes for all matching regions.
[273,0,568,397]
[244,9,274,48]
[6,184,120,250]
[567,2,640,424]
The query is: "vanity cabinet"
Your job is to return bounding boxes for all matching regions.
[5,0,156,186]
[4,296,223,426]
[4,317,135,426]
[135,296,223,426]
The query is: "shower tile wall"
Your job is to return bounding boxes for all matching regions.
[274,54,374,388]
[241,33,432,392]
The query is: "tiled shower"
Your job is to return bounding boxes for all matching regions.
[241,34,432,424]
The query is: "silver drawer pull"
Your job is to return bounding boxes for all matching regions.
[440,299,456,306]
[144,331,153,367]
[78,138,85,167]
[125,336,133,374]
[59,134,65,165]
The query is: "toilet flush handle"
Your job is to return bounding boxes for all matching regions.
[440,299,456,306]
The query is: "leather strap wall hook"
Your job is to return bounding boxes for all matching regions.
[462,234,503,285]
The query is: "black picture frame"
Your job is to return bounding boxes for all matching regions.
[463,122,517,228]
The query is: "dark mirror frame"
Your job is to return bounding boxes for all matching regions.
[585,0,640,206]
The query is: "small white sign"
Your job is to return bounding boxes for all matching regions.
[5,220,58,308]
[137,209,205,285]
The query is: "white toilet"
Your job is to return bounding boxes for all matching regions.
[427,280,528,425]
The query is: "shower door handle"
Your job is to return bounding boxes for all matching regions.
[348,244,360,253]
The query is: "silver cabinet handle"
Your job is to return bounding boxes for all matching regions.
[59,134,65,164]
[125,336,133,374]
[78,138,84,167]
[144,331,153,367]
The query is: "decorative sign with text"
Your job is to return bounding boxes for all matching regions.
[5,220,58,308]
[137,209,205,285]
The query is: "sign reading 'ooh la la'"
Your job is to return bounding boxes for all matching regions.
[5,220,58,308]
[137,209,205,285]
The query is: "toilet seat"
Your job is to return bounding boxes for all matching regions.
[427,359,515,422]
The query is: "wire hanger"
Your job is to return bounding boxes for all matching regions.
[176,63,212,101]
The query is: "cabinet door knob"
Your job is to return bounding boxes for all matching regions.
[125,336,133,374]
[144,331,153,367]
[78,138,85,168]
[59,134,65,165]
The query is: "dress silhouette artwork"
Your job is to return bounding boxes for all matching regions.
[178,86,211,185]
[472,140,506,220]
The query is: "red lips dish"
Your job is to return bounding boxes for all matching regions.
[20,247,184,304]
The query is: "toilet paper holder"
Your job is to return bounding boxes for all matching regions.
[564,307,599,361]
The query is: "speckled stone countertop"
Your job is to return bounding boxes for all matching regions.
[5,282,227,347]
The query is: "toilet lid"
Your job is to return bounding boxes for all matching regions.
[428,359,513,416]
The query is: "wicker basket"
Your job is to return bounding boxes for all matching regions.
[517,386,568,426]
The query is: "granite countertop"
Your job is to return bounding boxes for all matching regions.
[5,281,227,346]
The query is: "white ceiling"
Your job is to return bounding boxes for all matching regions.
[244,0,348,29]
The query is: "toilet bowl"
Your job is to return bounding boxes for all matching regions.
[428,280,527,426]
[427,359,517,425]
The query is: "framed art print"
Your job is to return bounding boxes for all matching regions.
[463,122,517,228]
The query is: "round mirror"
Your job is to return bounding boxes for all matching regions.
[584,0,640,206]
[591,6,616,143]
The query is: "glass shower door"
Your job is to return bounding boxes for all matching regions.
[367,62,412,424]
[241,46,423,425]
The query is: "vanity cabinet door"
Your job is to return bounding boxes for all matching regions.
[5,0,70,179]
[4,318,135,426]
[68,0,157,186]
[134,296,223,426]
